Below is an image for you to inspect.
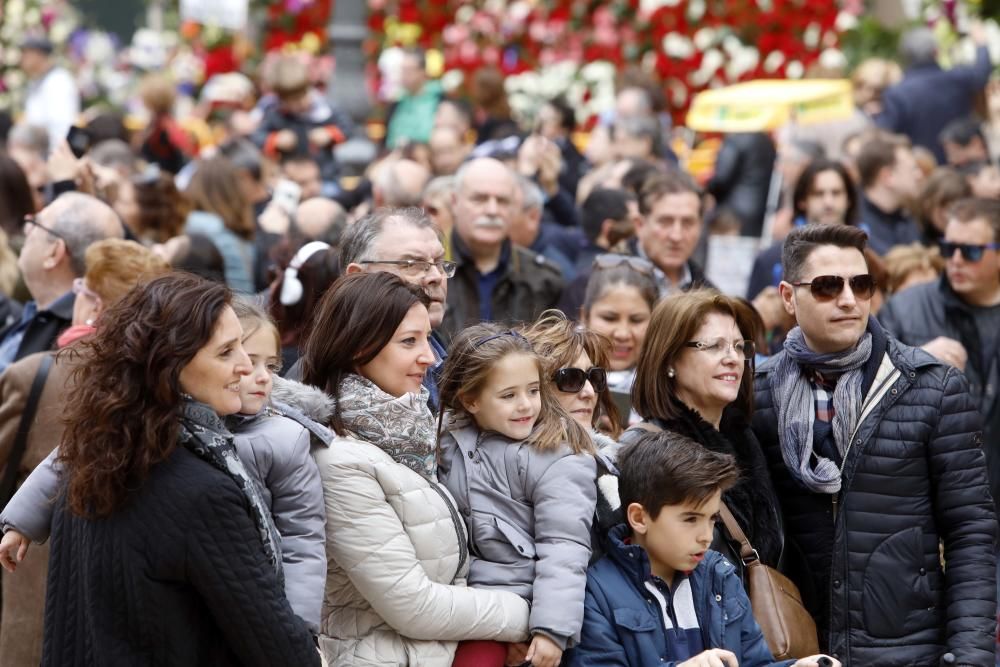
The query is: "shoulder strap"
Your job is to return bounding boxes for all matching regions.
[0,353,54,510]
[718,502,759,564]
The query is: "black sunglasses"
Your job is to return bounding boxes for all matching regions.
[792,274,876,301]
[553,367,608,393]
[938,241,1000,262]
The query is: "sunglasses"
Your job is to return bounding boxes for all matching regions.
[592,254,655,275]
[553,367,608,393]
[791,274,876,300]
[938,241,1000,262]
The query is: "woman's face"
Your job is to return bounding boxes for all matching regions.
[554,350,598,429]
[585,285,652,371]
[672,312,745,422]
[357,304,435,397]
[179,306,253,416]
[239,324,281,415]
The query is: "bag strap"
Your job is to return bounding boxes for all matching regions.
[0,353,54,510]
[719,502,760,565]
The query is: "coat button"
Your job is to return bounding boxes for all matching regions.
[467,451,474,459]
[891,388,898,395]
[919,567,926,575]
[833,579,842,588]
[715,594,722,602]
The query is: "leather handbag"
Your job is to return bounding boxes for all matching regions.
[718,503,819,660]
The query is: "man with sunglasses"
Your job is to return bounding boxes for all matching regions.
[0,193,122,374]
[880,198,1000,516]
[752,223,996,665]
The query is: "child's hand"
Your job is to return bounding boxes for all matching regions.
[677,648,739,667]
[524,634,562,667]
[309,127,333,148]
[0,530,30,573]
[275,129,298,152]
[505,642,529,666]
[793,656,841,667]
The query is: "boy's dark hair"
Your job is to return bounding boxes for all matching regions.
[781,223,869,283]
[940,116,986,148]
[856,135,909,189]
[581,188,630,244]
[948,197,1000,242]
[619,431,739,519]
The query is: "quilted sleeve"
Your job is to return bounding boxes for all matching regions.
[185,478,320,667]
[0,447,60,542]
[315,446,531,642]
[928,367,997,665]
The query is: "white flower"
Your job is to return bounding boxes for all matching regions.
[662,33,694,59]
[763,50,786,73]
[726,47,760,80]
[694,27,717,52]
[819,48,847,71]
[687,0,706,21]
[835,11,858,32]
[690,48,724,87]
[441,69,464,92]
[580,61,615,82]
[786,60,804,78]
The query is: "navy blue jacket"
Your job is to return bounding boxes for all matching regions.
[568,524,792,667]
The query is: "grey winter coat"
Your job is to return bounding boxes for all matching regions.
[437,424,597,649]
[1,377,333,633]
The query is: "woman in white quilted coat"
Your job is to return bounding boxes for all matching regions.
[301,273,530,667]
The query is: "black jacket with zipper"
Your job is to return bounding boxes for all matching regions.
[752,318,996,666]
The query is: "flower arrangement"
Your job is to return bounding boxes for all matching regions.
[0,0,79,112]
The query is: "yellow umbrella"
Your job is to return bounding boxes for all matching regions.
[686,79,855,133]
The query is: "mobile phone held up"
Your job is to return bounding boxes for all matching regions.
[272,179,302,217]
[66,126,92,159]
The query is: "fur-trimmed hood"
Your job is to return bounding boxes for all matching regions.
[269,376,336,446]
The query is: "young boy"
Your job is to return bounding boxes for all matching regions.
[568,431,839,667]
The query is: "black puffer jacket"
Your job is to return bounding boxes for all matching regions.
[753,319,997,666]
[878,276,1000,517]
[42,446,320,667]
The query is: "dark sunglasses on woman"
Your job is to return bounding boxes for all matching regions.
[553,367,608,393]
[791,274,876,301]
[938,240,1000,262]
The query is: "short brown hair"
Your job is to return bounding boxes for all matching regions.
[883,243,944,294]
[521,310,621,437]
[619,430,739,518]
[185,156,256,240]
[271,55,310,99]
[856,134,910,189]
[638,171,702,217]
[139,74,176,116]
[916,168,972,235]
[83,239,170,306]
[781,223,869,284]
[947,197,1000,242]
[632,289,757,422]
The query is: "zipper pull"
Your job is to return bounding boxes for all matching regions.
[831,494,838,520]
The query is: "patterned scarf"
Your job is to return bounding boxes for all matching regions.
[770,326,872,494]
[337,373,438,479]
[179,400,284,579]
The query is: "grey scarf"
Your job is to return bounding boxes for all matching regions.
[771,327,872,494]
[338,373,438,480]
[179,400,284,578]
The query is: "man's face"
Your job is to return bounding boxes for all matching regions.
[429,128,467,176]
[944,137,989,168]
[452,161,515,251]
[887,147,922,201]
[367,220,449,329]
[18,206,62,291]
[19,49,46,77]
[400,55,426,95]
[635,191,702,277]
[780,245,871,354]
[803,170,849,225]
[968,165,1000,200]
[943,217,1000,303]
[282,160,322,200]
[434,102,470,136]
[537,104,565,141]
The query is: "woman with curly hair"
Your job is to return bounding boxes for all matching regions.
[0,273,318,666]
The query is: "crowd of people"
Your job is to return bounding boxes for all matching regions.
[0,18,997,667]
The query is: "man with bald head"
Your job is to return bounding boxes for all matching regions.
[441,157,563,340]
[294,197,347,247]
[0,192,123,372]
[373,158,431,208]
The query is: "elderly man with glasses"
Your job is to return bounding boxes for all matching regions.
[0,193,122,373]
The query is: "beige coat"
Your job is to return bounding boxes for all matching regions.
[0,351,78,667]
[314,436,530,667]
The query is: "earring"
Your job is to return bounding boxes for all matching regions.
[85,318,94,326]
[667,368,675,378]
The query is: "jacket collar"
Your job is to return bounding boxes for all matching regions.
[606,523,734,592]
[451,231,512,274]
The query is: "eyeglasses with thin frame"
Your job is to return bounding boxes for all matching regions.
[553,367,608,393]
[23,215,65,241]
[684,338,755,362]
[791,274,876,301]
[938,241,1000,263]
[358,259,457,278]
[72,277,102,304]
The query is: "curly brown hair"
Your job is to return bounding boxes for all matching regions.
[59,273,233,518]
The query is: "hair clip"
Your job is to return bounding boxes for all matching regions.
[472,329,529,349]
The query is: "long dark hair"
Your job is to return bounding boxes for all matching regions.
[59,273,233,518]
[792,158,859,225]
[301,272,430,436]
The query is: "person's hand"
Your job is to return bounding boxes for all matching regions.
[536,138,562,196]
[792,655,841,667]
[47,139,82,183]
[677,648,739,667]
[275,129,298,152]
[505,641,530,666]
[921,336,968,371]
[309,127,333,148]
[517,135,541,178]
[258,202,292,235]
[0,530,30,573]
[524,634,562,667]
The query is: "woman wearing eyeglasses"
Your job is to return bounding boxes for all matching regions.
[581,255,660,425]
[613,289,785,581]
